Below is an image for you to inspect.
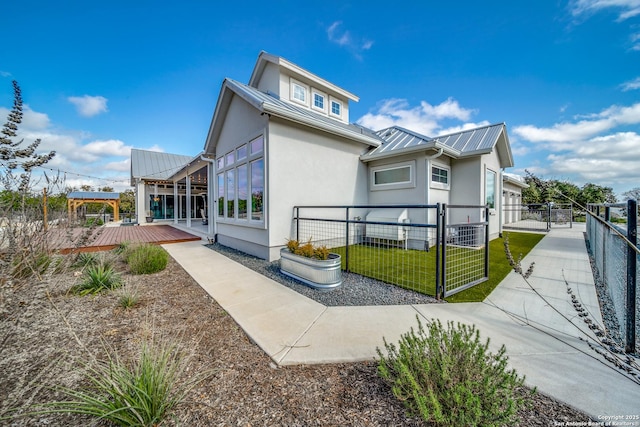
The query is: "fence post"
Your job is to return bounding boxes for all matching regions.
[435,203,441,299]
[345,207,350,273]
[547,203,551,231]
[570,203,573,228]
[295,207,300,241]
[484,205,489,279]
[441,204,447,298]
[626,199,637,354]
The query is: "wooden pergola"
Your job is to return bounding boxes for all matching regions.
[67,191,120,222]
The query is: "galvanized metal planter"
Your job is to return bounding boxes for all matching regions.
[279,248,342,290]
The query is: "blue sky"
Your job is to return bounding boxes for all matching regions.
[1,0,638,196]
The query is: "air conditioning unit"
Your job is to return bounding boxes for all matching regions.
[365,208,410,241]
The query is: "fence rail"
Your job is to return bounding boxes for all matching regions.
[586,200,638,353]
[292,204,489,298]
[502,203,573,232]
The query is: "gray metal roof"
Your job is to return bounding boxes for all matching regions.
[361,123,507,162]
[67,191,120,199]
[224,79,382,147]
[130,148,192,184]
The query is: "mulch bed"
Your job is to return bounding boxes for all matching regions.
[0,251,592,426]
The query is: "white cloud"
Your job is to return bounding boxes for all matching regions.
[68,94,109,117]
[0,71,11,78]
[571,0,640,21]
[326,21,373,59]
[356,97,480,136]
[514,102,640,193]
[570,0,640,49]
[0,104,134,191]
[621,76,640,90]
[513,102,640,145]
[104,158,131,172]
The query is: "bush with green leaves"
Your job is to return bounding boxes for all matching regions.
[377,318,527,427]
[125,243,168,275]
[38,339,212,427]
[72,263,122,295]
[118,285,140,309]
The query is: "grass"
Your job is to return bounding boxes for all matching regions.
[38,339,211,427]
[124,243,168,275]
[446,231,544,303]
[332,231,544,303]
[72,263,122,295]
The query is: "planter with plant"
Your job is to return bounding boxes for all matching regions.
[280,239,342,290]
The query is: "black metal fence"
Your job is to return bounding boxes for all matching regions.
[585,200,638,353]
[502,203,573,232]
[292,204,489,298]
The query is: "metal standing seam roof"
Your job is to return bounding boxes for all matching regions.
[224,79,382,147]
[67,191,120,199]
[130,148,193,183]
[361,123,507,161]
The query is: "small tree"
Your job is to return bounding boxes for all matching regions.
[0,80,57,282]
[1,80,55,195]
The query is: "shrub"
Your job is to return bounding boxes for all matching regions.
[125,244,168,275]
[72,264,122,295]
[40,339,212,427]
[377,317,527,427]
[118,285,140,309]
[11,250,52,279]
[285,238,330,260]
[112,240,131,255]
[72,252,99,268]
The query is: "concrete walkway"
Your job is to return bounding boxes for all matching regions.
[163,223,640,421]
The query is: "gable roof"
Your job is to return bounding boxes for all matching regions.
[203,78,381,154]
[248,51,359,102]
[130,148,192,185]
[360,123,514,167]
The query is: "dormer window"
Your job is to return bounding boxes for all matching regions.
[290,78,308,105]
[311,88,327,113]
[330,97,342,118]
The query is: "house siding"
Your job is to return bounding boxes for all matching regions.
[267,118,369,260]
[212,94,270,259]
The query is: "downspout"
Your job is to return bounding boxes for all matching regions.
[425,147,445,235]
[200,155,217,239]
[499,168,504,238]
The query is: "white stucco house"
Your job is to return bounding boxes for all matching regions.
[130,51,523,261]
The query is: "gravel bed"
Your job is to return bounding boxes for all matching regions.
[206,243,441,306]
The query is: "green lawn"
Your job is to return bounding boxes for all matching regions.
[332,231,544,303]
[445,232,545,303]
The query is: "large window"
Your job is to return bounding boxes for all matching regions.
[370,161,415,191]
[375,166,411,185]
[217,135,264,224]
[486,169,496,209]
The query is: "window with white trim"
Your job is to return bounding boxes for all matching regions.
[290,79,307,105]
[370,161,416,191]
[330,99,342,117]
[430,164,450,190]
[312,89,326,112]
[216,135,265,224]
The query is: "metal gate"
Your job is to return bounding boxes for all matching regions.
[440,204,489,297]
[291,203,490,299]
[502,203,573,232]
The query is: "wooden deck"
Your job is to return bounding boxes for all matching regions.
[54,224,202,254]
